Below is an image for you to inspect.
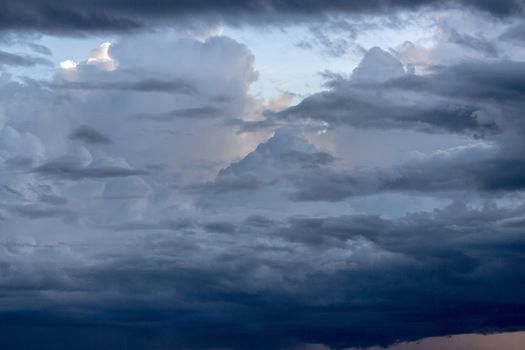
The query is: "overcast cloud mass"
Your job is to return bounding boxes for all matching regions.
[1,1,525,350]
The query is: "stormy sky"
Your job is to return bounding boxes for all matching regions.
[1,1,525,349]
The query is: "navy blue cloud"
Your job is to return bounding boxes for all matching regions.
[1,203,525,349]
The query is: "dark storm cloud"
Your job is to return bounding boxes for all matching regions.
[232,53,525,203]
[272,56,525,138]
[32,160,147,180]
[1,203,525,349]
[386,60,525,102]
[69,126,113,145]
[274,91,498,136]
[287,151,525,202]
[0,50,52,67]
[0,0,523,32]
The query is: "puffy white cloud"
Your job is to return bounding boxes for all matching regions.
[86,42,118,71]
[0,30,267,233]
[59,59,78,70]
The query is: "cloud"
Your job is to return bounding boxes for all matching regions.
[2,5,525,350]
[187,174,269,195]
[69,126,113,145]
[219,128,323,177]
[500,23,525,42]
[224,117,282,133]
[385,60,525,102]
[132,105,223,122]
[351,47,406,82]
[0,50,53,67]
[1,203,525,349]
[445,28,499,57]
[0,31,265,235]
[33,78,197,94]
[200,122,525,204]
[107,218,196,231]
[25,42,52,56]
[286,139,525,201]
[296,22,359,58]
[10,204,77,221]
[271,48,509,138]
[203,221,237,233]
[0,0,522,32]
[32,160,147,180]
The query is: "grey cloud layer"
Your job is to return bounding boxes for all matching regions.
[0,0,523,32]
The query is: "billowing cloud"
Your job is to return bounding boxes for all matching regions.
[1,3,525,350]
[272,48,502,137]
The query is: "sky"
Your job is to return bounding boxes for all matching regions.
[1,1,525,349]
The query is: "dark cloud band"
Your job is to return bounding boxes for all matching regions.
[0,0,523,32]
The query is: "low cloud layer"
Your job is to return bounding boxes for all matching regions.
[1,203,525,349]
